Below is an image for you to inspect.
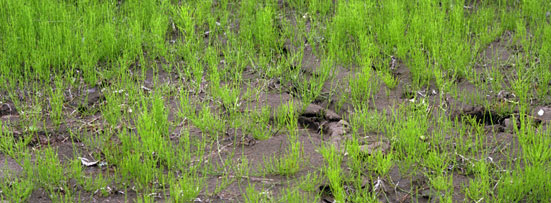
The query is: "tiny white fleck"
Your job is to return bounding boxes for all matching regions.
[538,109,544,116]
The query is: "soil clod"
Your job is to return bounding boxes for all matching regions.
[359,141,391,156]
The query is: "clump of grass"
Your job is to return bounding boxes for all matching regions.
[464,160,491,202]
[378,70,399,89]
[168,172,205,202]
[260,139,303,176]
[49,76,65,127]
[192,103,225,138]
[0,168,34,202]
[244,183,272,202]
[349,66,378,105]
[327,1,371,65]
[320,144,345,202]
[102,87,125,127]
[35,147,66,193]
[245,106,273,140]
[254,5,279,56]
[389,104,430,176]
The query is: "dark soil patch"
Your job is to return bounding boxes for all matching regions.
[0,102,17,117]
[456,106,509,125]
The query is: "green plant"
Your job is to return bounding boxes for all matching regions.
[277,186,313,203]
[350,104,387,134]
[261,140,303,176]
[0,169,34,202]
[349,66,378,105]
[135,92,175,169]
[276,101,299,137]
[244,183,271,203]
[390,104,430,176]
[83,173,111,197]
[169,172,205,202]
[246,106,273,140]
[368,150,394,177]
[464,160,491,202]
[254,5,278,56]
[192,104,225,138]
[217,84,241,116]
[103,88,124,127]
[320,144,345,202]
[378,70,399,89]
[429,175,453,194]
[424,151,450,175]
[297,172,323,192]
[35,147,66,192]
[49,76,64,127]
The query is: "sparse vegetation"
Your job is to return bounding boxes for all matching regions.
[1,0,551,202]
